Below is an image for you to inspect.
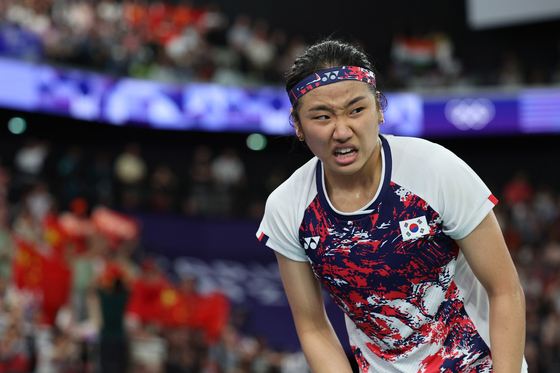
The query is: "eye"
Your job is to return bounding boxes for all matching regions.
[314,115,330,120]
[351,107,365,114]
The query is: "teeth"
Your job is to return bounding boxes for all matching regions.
[335,148,356,158]
[337,148,354,154]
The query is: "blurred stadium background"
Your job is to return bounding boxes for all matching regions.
[0,0,559,372]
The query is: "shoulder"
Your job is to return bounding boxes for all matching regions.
[385,135,469,183]
[384,135,494,239]
[385,135,452,162]
[265,157,318,210]
[257,157,319,262]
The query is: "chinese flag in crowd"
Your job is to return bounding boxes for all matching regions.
[41,251,72,325]
[125,273,168,324]
[126,272,231,344]
[193,292,231,344]
[43,211,69,254]
[12,239,43,291]
[12,238,72,325]
[158,285,197,327]
[157,287,230,344]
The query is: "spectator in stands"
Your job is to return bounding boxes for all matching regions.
[12,139,50,189]
[58,198,95,256]
[86,150,114,207]
[244,18,276,82]
[211,147,247,216]
[97,275,130,373]
[12,204,43,245]
[148,163,179,212]
[0,204,13,281]
[34,325,80,373]
[0,278,8,335]
[551,60,560,84]
[503,170,534,208]
[97,0,122,25]
[164,327,200,373]
[498,49,525,87]
[211,147,246,190]
[0,323,30,372]
[533,185,558,227]
[62,227,97,324]
[183,145,223,216]
[56,145,85,210]
[276,35,306,84]
[0,158,10,202]
[227,13,252,54]
[25,181,55,225]
[114,142,148,210]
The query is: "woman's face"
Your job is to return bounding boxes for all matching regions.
[294,80,383,180]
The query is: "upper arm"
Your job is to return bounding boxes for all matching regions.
[275,252,330,331]
[455,210,523,297]
[257,176,310,262]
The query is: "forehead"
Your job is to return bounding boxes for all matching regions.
[298,80,375,109]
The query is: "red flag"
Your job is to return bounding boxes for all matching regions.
[156,286,230,343]
[12,239,43,291]
[91,206,141,248]
[192,292,231,344]
[12,238,72,325]
[42,212,68,255]
[158,286,197,327]
[125,275,167,324]
[40,251,71,325]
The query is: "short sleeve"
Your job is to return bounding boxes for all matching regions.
[430,146,496,240]
[256,161,319,262]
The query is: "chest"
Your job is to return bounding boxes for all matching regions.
[298,183,458,289]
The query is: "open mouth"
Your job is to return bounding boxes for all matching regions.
[334,147,357,159]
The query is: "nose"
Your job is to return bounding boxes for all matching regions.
[333,118,352,142]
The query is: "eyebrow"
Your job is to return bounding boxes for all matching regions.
[307,96,367,112]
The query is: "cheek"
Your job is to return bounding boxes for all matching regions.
[300,127,331,155]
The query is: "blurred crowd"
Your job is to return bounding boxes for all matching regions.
[1,0,560,90]
[387,27,560,90]
[0,0,306,87]
[6,138,269,218]
[0,138,313,373]
[498,171,560,372]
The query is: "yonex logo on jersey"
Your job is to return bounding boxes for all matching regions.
[399,216,430,241]
[303,236,321,250]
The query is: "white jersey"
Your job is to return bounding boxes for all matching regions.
[257,134,527,373]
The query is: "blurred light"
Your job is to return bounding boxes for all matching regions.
[7,117,26,134]
[246,133,267,151]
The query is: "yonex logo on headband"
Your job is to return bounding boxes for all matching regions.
[289,66,376,106]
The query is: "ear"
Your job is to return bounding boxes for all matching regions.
[295,125,304,141]
[376,104,384,124]
[291,108,304,140]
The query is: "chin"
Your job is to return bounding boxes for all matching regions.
[328,163,360,176]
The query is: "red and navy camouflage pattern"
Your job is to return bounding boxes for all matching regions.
[289,66,376,106]
[298,147,492,372]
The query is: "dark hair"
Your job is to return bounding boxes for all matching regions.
[286,39,386,125]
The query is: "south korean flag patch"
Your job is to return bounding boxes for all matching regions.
[399,216,430,241]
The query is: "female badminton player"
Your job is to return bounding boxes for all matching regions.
[256,39,527,373]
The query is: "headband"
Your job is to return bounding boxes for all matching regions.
[288,66,376,106]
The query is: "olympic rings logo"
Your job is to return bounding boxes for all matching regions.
[444,98,495,130]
